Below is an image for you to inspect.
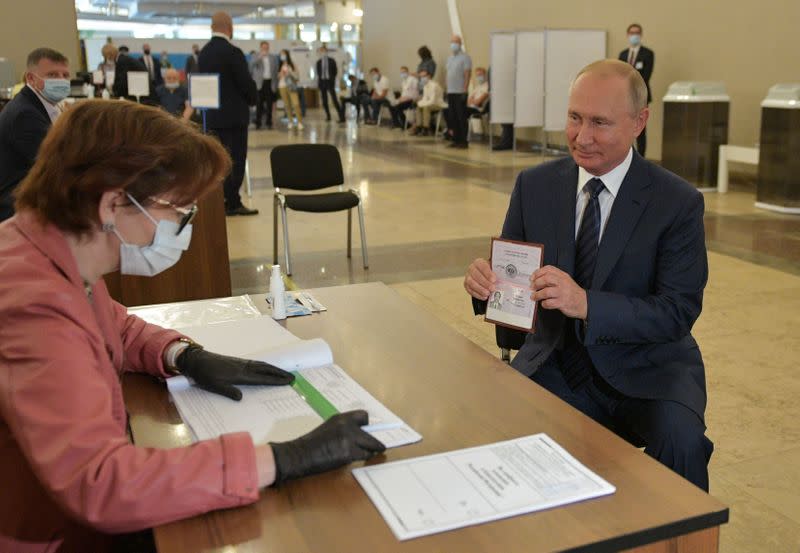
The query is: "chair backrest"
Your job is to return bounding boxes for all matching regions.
[270,144,344,191]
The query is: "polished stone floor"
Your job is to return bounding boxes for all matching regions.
[226,112,800,552]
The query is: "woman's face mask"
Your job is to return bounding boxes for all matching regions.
[112,194,193,277]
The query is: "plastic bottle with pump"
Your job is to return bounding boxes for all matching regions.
[270,265,287,320]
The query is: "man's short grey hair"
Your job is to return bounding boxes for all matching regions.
[26,48,68,69]
[573,59,648,114]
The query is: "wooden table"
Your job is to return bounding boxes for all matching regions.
[124,282,728,552]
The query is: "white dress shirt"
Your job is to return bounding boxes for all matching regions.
[211,32,232,43]
[400,76,419,101]
[142,54,154,78]
[262,55,272,79]
[417,80,444,107]
[575,148,633,241]
[373,75,390,97]
[626,46,641,65]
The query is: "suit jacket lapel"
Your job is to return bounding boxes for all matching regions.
[555,162,578,275]
[592,152,652,288]
[20,86,49,121]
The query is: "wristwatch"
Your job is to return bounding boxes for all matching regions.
[165,337,202,375]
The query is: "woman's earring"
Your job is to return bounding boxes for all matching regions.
[101,222,115,232]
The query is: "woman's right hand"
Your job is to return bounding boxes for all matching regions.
[268,410,385,485]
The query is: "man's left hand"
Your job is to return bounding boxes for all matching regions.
[531,265,588,320]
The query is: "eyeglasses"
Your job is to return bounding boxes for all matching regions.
[150,197,198,235]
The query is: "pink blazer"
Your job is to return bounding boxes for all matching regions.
[0,212,259,552]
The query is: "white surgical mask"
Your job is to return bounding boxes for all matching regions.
[33,74,70,104]
[450,42,460,53]
[420,76,429,86]
[113,194,193,277]
[165,81,179,90]
[476,75,486,84]
[280,54,287,62]
[400,72,408,81]
[628,34,642,46]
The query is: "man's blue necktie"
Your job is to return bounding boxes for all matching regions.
[561,178,605,390]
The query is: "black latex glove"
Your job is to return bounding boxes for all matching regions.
[176,345,295,401]
[270,410,386,485]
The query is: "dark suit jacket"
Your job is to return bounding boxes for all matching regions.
[139,54,163,88]
[479,153,708,419]
[0,87,51,221]
[112,53,147,98]
[316,57,338,87]
[198,36,258,129]
[185,54,199,76]
[619,46,654,103]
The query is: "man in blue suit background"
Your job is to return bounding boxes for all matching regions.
[464,59,713,491]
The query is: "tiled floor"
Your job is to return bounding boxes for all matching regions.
[227,112,800,552]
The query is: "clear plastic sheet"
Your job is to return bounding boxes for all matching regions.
[128,295,264,329]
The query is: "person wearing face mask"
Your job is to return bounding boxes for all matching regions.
[185,44,201,76]
[140,43,163,90]
[156,68,193,120]
[362,67,390,125]
[445,34,472,148]
[467,67,490,115]
[0,48,70,222]
[407,69,444,137]
[250,41,280,129]
[388,66,419,129]
[316,45,345,123]
[0,100,386,553]
[618,23,654,157]
[277,49,304,130]
[339,73,369,121]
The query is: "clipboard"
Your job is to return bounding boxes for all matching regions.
[484,236,544,333]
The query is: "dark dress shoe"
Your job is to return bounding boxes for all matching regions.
[492,143,513,151]
[225,206,259,216]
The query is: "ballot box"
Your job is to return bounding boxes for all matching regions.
[662,81,730,190]
[756,84,800,214]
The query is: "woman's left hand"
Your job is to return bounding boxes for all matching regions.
[176,346,295,401]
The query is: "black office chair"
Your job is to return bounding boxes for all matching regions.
[269,144,369,276]
[496,325,527,363]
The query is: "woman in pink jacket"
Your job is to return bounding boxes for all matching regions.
[0,100,383,552]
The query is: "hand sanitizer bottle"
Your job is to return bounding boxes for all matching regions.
[270,265,287,320]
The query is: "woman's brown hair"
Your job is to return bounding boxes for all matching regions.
[16,100,231,234]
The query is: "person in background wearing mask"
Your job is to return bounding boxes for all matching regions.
[141,43,163,91]
[467,66,490,116]
[98,43,117,89]
[112,45,147,99]
[185,44,200,76]
[250,41,279,129]
[316,45,344,123]
[415,46,436,91]
[160,50,173,69]
[156,68,193,120]
[0,100,385,553]
[362,67,390,125]
[277,49,303,130]
[618,23,653,157]
[407,69,444,137]
[388,66,418,129]
[0,47,70,222]
[339,73,369,122]
[199,12,259,216]
[445,34,472,149]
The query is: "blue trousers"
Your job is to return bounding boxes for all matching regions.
[532,358,714,491]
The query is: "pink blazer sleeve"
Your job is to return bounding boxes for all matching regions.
[110,299,183,377]
[0,302,259,534]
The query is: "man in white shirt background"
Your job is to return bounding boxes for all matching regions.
[362,67,390,125]
[388,66,418,129]
[467,67,490,115]
[407,69,444,136]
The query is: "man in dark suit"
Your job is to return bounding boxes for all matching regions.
[199,12,259,216]
[464,60,713,491]
[0,48,70,222]
[618,23,654,157]
[316,45,344,123]
[141,43,163,90]
[112,45,147,99]
[184,44,200,76]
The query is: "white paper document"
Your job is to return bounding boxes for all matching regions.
[189,74,221,109]
[165,317,421,449]
[353,433,615,540]
[485,237,544,331]
[127,71,150,98]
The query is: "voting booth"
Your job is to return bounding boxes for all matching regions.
[661,82,730,190]
[489,29,606,151]
[756,84,800,214]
